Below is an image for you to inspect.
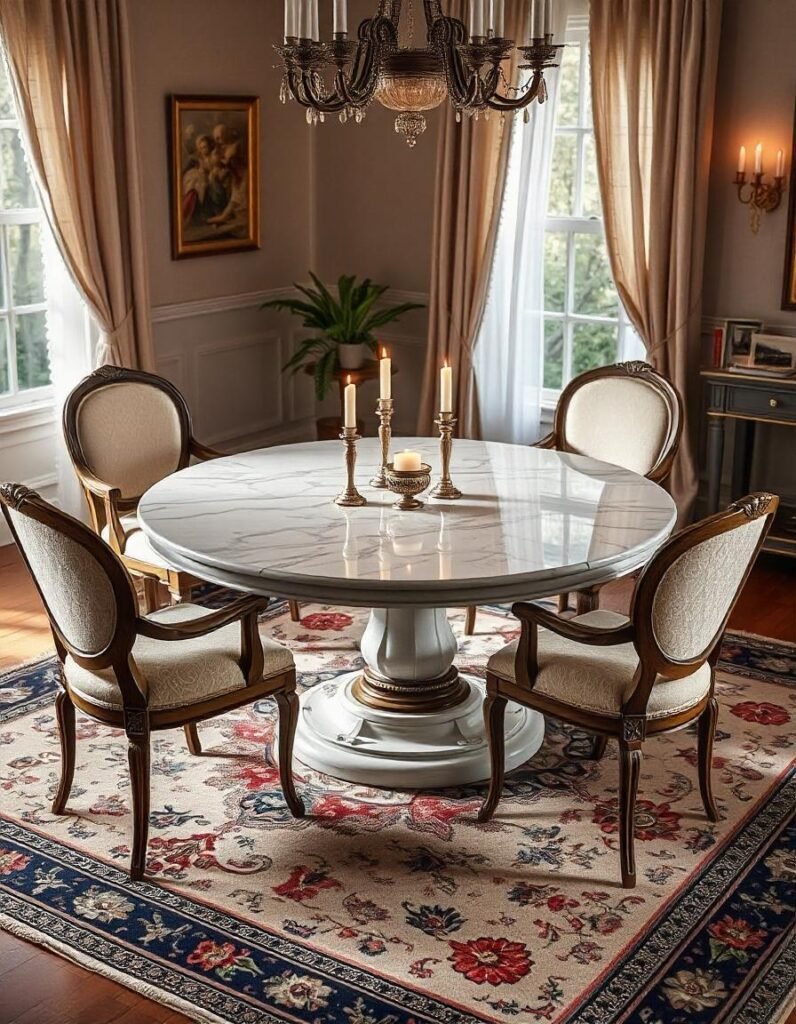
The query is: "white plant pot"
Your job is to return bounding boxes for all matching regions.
[338,343,369,370]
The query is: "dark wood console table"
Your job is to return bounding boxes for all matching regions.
[702,369,795,557]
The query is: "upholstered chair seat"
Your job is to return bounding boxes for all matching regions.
[100,512,171,568]
[65,603,294,712]
[477,494,778,889]
[0,483,306,882]
[487,610,711,719]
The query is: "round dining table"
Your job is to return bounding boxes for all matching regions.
[138,437,676,788]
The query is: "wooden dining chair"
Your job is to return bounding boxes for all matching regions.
[63,365,301,620]
[464,361,682,635]
[0,483,305,881]
[477,493,778,888]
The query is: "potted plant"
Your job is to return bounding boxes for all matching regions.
[263,273,423,400]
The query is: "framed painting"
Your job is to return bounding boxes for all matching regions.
[170,95,260,259]
[783,99,796,309]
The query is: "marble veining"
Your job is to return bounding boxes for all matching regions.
[138,439,676,606]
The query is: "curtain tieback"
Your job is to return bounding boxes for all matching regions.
[646,294,702,356]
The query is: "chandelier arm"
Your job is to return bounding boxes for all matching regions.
[485,75,542,111]
[429,16,476,108]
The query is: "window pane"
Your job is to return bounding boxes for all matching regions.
[0,63,14,119]
[543,319,564,390]
[556,42,580,127]
[572,322,618,377]
[15,310,51,390]
[543,232,567,312]
[0,319,9,393]
[8,223,44,306]
[547,133,577,215]
[1,127,36,210]
[581,135,601,219]
[573,233,617,317]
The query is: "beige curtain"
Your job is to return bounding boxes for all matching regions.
[418,0,530,436]
[590,0,723,518]
[0,0,154,370]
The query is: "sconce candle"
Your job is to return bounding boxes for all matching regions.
[737,145,746,174]
[776,149,785,178]
[754,142,763,174]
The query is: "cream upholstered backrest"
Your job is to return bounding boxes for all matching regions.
[74,380,186,499]
[4,498,119,657]
[561,369,675,477]
[648,507,770,664]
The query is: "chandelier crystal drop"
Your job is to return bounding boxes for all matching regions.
[276,0,563,147]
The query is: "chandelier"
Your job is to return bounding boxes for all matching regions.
[276,1,563,147]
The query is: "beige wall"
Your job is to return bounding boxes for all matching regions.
[702,0,796,502]
[703,0,796,329]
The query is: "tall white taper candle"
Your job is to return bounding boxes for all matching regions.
[440,363,453,413]
[344,375,356,428]
[333,0,348,34]
[469,0,485,37]
[379,348,391,400]
[754,142,763,174]
[284,0,297,39]
[310,0,319,40]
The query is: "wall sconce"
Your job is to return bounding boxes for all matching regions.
[734,142,786,233]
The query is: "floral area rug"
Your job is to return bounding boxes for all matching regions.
[1,601,794,1024]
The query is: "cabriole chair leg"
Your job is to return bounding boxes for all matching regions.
[289,600,301,623]
[52,688,76,815]
[464,606,477,636]
[697,696,720,822]
[127,725,151,881]
[184,722,202,755]
[618,740,641,888]
[275,689,305,818]
[478,686,507,822]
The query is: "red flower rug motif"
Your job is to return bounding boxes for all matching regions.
[0,602,794,1024]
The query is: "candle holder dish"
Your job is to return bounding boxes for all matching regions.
[430,412,462,499]
[370,397,394,488]
[335,427,367,507]
[385,462,432,511]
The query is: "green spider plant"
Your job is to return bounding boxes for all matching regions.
[263,273,424,401]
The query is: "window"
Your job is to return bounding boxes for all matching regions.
[0,58,51,408]
[542,19,643,403]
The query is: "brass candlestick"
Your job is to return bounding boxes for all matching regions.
[369,397,394,488]
[334,427,366,507]
[430,412,462,500]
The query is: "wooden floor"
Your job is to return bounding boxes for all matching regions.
[0,543,794,1022]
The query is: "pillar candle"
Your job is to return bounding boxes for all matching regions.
[754,142,763,174]
[379,348,391,400]
[344,375,356,428]
[737,145,746,174]
[333,0,348,34]
[776,149,784,178]
[394,450,422,472]
[440,362,453,413]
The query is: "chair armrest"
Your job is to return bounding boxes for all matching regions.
[511,602,636,646]
[136,596,268,641]
[72,469,126,552]
[534,432,557,450]
[189,437,225,461]
[74,468,121,500]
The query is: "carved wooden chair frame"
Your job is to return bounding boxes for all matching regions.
[63,365,300,621]
[0,483,305,881]
[464,362,684,635]
[477,493,778,888]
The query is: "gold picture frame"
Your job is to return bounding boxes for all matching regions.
[783,98,796,309]
[170,95,260,260]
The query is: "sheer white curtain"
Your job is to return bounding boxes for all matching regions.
[473,0,573,444]
[43,225,95,519]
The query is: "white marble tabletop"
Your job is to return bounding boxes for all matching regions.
[138,438,676,607]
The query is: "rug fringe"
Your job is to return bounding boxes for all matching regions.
[0,912,227,1024]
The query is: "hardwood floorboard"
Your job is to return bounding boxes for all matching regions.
[0,542,793,1023]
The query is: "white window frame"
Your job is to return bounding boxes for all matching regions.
[0,103,53,413]
[541,17,642,409]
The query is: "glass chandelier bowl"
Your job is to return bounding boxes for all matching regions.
[376,50,448,147]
